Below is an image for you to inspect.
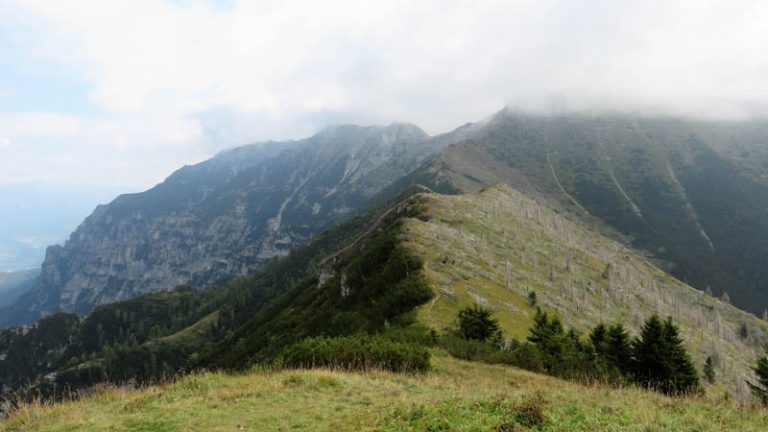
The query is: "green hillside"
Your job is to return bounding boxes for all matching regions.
[404,112,768,315]
[401,185,767,399]
[4,353,768,432]
[0,186,432,402]
[4,183,768,427]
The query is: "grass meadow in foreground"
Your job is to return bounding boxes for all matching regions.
[2,352,767,431]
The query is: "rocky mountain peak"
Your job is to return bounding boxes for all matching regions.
[0,122,440,326]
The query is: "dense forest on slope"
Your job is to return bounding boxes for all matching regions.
[0,187,429,406]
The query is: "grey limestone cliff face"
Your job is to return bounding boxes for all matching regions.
[2,123,437,325]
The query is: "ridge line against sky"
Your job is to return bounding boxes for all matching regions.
[1,0,768,189]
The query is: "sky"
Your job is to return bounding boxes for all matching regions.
[0,183,122,271]
[1,0,768,190]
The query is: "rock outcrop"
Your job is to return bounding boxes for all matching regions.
[1,123,437,325]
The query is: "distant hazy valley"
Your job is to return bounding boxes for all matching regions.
[0,184,123,273]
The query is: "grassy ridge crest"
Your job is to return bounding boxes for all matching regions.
[403,184,768,400]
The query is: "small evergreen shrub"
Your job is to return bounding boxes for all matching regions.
[280,334,431,372]
[527,290,537,307]
[704,356,716,384]
[458,304,501,342]
[748,347,768,406]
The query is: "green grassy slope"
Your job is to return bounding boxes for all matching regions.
[5,186,768,430]
[402,185,768,400]
[407,112,768,315]
[4,353,767,432]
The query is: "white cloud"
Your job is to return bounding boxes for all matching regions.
[1,0,768,188]
[0,138,11,149]
[0,112,209,188]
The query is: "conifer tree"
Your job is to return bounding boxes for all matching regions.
[633,315,699,395]
[703,356,715,384]
[587,322,632,380]
[747,348,768,406]
[527,308,589,379]
[527,308,563,373]
[633,314,665,387]
[458,304,501,342]
[528,290,538,307]
[605,323,633,374]
[567,328,583,350]
[527,308,555,345]
[661,317,699,394]
[589,323,608,355]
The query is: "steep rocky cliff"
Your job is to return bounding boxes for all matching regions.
[1,123,435,326]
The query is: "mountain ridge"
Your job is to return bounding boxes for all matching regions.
[403,184,766,398]
[0,123,436,326]
[397,110,768,314]
[2,183,764,405]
